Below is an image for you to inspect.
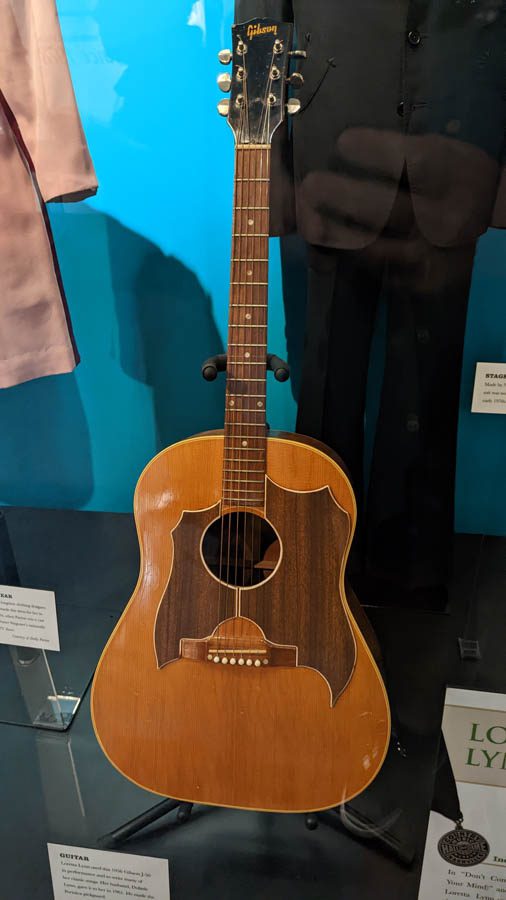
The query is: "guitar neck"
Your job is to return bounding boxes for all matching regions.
[222,144,271,511]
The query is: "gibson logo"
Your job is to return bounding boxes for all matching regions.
[247,23,278,39]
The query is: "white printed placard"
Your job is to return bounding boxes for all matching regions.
[47,844,170,900]
[0,584,60,651]
[471,362,506,413]
[418,688,506,900]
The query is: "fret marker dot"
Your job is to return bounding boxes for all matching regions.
[245,352,250,359]
[247,269,253,276]
[245,313,251,320]
[242,441,248,447]
[248,219,254,226]
[229,400,235,406]
[257,401,263,408]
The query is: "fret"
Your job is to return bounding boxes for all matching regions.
[223,467,264,473]
[232,258,269,262]
[223,434,265,440]
[233,233,269,237]
[222,488,265,494]
[224,456,265,464]
[229,324,267,329]
[223,480,264,486]
[224,458,265,465]
[235,207,269,210]
[231,282,268,286]
[236,178,270,182]
[226,434,266,453]
[227,393,265,398]
[230,304,267,308]
[224,424,265,429]
[222,500,263,507]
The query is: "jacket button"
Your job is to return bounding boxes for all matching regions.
[407,414,420,433]
[408,29,421,46]
[397,101,404,117]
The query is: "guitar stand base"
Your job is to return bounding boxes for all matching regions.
[97,798,414,864]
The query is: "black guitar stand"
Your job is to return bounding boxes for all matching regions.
[201,351,290,383]
[97,353,414,865]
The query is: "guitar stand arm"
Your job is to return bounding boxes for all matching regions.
[201,352,290,383]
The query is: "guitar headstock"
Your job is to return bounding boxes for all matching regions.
[217,19,302,146]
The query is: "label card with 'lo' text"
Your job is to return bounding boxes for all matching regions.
[418,688,506,900]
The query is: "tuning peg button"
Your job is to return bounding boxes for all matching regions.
[288,72,304,88]
[217,73,231,92]
[217,99,230,117]
[287,98,301,115]
[218,49,232,64]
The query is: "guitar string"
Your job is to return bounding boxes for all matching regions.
[241,136,251,594]
[217,140,238,633]
[232,140,248,611]
[249,66,272,596]
[218,42,277,655]
[245,59,274,597]
[234,50,251,645]
[219,86,248,638]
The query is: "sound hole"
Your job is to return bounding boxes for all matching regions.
[202,512,280,587]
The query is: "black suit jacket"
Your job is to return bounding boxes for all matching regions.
[234,0,506,247]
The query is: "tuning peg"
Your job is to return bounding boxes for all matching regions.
[217,99,230,117]
[217,73,232,92]
[287,72,304,88]
[218,49,232,65]
[287,98,301,115]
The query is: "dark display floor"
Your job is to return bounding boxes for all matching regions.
[0,507,504,900]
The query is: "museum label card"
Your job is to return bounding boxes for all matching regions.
[47,844,170,899]
[471,362,506,413]
[0,584,60,651]
[418,687,506,900]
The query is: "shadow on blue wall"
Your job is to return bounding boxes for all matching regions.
[105,216,225,446]
[0,208,225,510]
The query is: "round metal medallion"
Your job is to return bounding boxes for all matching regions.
[438,825,490,867]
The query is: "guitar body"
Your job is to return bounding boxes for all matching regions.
[92,431,390,813]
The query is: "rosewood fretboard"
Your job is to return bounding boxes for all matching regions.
[222,145,271,510]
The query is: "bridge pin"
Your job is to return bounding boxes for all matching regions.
[207,654,213,661]
[254,659,261,667]
[213,656,220,663]
[263,659,269,665]
[238,658,245,666]
[221,657,228,664]
[230,658,237,665]
[246,659,253,667]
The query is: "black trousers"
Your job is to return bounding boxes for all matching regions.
[292,190,477,597]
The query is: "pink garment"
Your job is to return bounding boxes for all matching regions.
[0,0,97,389]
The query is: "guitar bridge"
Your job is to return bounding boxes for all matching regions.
[180,619,297,670]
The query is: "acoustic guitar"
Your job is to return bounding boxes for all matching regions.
[92,18,390,813]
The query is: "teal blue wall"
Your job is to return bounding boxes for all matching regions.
[0,1,504,535]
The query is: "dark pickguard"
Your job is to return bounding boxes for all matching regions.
[154,481,356,704]
[154,502,236,667]
[240,479,356,704]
